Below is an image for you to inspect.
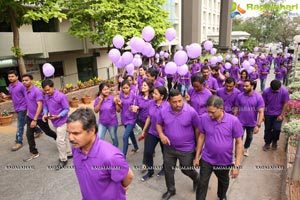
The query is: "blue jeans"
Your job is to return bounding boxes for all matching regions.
[260,78,267,92]
[16,110,27,144]
[15,111,42,144]
[98,124,118,147]
[243,126,254,149]
[123,124,138,157]
[181,85,190,96]
[264,115,283,145]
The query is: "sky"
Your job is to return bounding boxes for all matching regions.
[232,0,300,18]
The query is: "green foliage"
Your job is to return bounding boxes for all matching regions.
[283,119,300,146]
[33,80,42,88]
[11,47,23,58]
[66,0,172,49]
[241,37,259,52]
[0,0,66,26]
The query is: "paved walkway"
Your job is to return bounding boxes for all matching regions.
[0,69,287,200]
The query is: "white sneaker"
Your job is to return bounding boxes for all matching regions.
[243,148,249,157]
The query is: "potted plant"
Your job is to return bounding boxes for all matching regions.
[0,111,13,126]
[77,80,85,89]
[69,97,79,108]
[82,95,92,104]
[65,83,73,92]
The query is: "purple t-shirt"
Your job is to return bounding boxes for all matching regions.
[188,87,212,116]
[43,90,69,127]
[199,112,244,165]
[94,95,118,126]
[234,91,265,127]
[24,85,44,120]
[204,76,219,91]
[262,87,290,116]
[157,103,199,152]
[249,72,259,81]
[9,80,27,112]
[120,92,137,125]
[230,65,240,80]
[73,138,129,200]
[179,72,191,86]
[259,67,270,80]
[147,100,168,138]
[191,63,201,76]
[275,67,287,80]
[216,88,241,114]
[157,77,165,86]
[136,95,152,123]
[236,78,245,92]
[137,76,145,92]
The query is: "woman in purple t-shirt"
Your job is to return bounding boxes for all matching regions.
[131,79,154,171]
[140,86,168,181]
[116,80,139,158]
[94,83,119,147]
[237,70,248,92]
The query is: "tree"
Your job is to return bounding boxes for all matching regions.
[0,0,66,75]
[66,0,172,50]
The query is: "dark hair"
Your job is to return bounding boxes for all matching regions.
[168,89,181,99]
[224,69,230,74]
[211,66,219,72]
[147,68,159,79]
[126,75,134,81]
[270,79,281,90]
[154,86,168,100]
[206,95,224,108]
[201,66,209,72]
[141,79,154,96]
[225,77,236,85]
[97,82,109,96]
[7,70,18,76]
[67,107,98,134]
[191,76,205,84]
[22,73,33,80]
[41,79,54,88]
[121,80,130,87]
[139,66,147,71]
[240,70,248,78]
[244,79,255,86]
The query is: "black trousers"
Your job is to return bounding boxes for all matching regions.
[196,159,231,200]
[26,117,57,154]
[144,133,164,175]
[163,146,198,193]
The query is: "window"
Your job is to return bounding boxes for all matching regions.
[0,22,12,32]
[32,18,58,32]
[76,57,97,82]
[39,61,64,78]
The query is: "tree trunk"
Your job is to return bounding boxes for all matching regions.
[8,7,26,75]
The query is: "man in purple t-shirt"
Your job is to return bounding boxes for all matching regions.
[234,79,265,157]
[42,79,71,169]
[216,77,240,114]
[67,108,134,200]
[262,80,290,151]
[194,95,243,200]
[156,89,200,200]
[201,66,219,94]
[274,63,287,83]
[22,74,57,162]
[3,70,43,151]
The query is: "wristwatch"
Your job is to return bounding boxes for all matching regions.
[256,124,261,128]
